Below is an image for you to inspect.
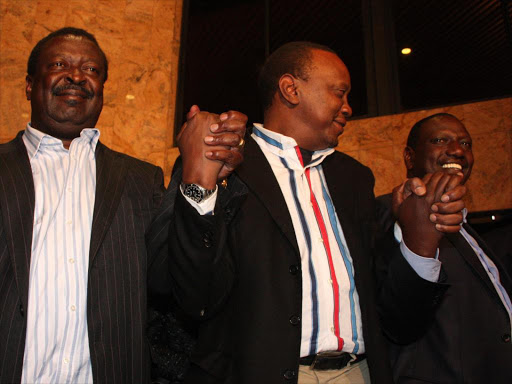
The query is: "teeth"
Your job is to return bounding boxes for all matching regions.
[442,163,462,170]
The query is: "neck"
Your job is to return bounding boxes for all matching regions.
[61,139,72,150]
[29,123,82,150]
[264,110,298,140]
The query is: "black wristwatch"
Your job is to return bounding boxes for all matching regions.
[181,183,216,203]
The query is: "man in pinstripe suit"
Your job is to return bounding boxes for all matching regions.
[0,27,246,383]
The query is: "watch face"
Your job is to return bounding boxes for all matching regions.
[184,184,203,202]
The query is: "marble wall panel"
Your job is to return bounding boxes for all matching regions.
[467,129,512,211]
[357,144,405,197]
[462,99,505,134]
[502,97,512,131]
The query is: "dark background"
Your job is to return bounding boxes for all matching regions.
[177,0,512,127]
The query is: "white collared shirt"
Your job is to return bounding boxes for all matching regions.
[21,123,98,383]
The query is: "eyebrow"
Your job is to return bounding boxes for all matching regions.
[332,82,351,90]
[47,54,102,64]
[430,130,472,140]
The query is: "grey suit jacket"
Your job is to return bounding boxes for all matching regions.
[0,132,166,384]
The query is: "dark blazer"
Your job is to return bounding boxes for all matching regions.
[482,222,512,279]
[377,193,512,384]
[169,137,442,384]
[0,132,166,384]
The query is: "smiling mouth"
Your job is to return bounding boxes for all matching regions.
[59,92,88,100]
[334,120,346,128]
[442,163,463,170]
[53,85,93,99]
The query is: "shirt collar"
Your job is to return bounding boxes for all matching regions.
[23,123,100,159]
[252,123,335,169]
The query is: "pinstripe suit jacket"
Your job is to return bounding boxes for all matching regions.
[0,132,166,384]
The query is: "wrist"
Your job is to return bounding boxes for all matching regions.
[182,166,218,189]
[402,237,438,258]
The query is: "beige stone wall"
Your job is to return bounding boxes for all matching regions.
[338,97,512,212]
[0,0,182,184]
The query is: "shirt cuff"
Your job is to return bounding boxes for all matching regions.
[400,240,441,283]
[181,186,218,215]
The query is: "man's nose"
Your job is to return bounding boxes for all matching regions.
[66,66,86,85]
[447,141,465,156]
[341,102,352,118]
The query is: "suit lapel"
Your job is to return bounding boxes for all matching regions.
[235,136,300,255]
[461,223,512,296]
[0,132,35,308]
[89,142,127,266]
[445,228,503,300]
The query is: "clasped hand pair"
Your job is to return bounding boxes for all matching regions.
[178,105,247,189]
[393,172,466,258]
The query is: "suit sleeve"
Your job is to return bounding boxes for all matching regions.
[373,185,449,344]
[165,165,239,321]
[375,244,449,344]
[146,165,173,296]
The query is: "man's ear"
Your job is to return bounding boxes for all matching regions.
[404,146,415,171]
[26,75,33,101]
[278,74,299,106]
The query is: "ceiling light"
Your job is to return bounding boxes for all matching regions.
[401,48,412,55]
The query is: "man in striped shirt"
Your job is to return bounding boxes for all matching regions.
[0,27,246,383]
[170,42,466,384]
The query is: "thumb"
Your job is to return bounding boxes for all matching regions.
[404,177,427,198]
[186,105,200,120]
[391,177,426,217]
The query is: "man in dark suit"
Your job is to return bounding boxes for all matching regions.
[0,27,245,383]
[377,113,512,384]
[169,42,467,384]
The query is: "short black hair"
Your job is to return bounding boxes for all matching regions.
[27,27,108,82]
[406,113,459,149]
[257,41,337,113]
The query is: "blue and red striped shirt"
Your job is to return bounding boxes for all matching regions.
[252,124,364,356]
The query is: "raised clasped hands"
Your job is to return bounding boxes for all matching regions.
[392,172,467,258]
[178,105,248,189]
